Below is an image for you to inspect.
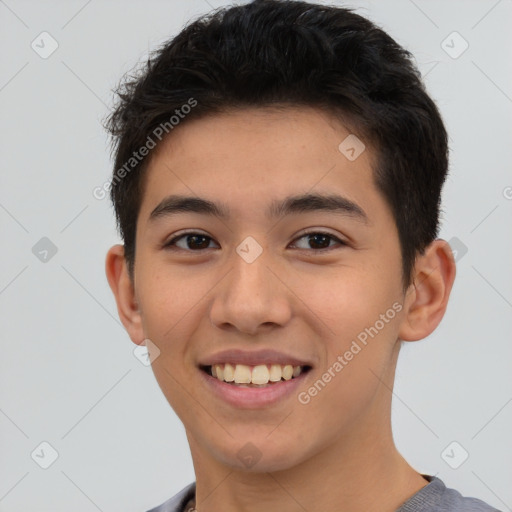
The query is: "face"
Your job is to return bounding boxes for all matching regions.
[123,107,412,472]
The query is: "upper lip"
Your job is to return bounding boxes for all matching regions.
[198,349,313,368]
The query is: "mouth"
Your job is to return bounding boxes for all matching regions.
[200,363,312,387]
[197,349,314,408]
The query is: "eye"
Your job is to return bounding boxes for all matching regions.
[163,232,219,251]
[290,231,346,251]
[162,230,347,252]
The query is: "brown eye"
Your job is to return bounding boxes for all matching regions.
[184,234,211,250]
[164,233,218,251]
[306,233,331,249]
[291,231,346,251]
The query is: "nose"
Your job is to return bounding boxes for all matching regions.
[209,248,293,335]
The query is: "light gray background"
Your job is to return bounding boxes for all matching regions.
[1,0,511,511]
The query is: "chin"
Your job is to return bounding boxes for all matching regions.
[210,432,310,473]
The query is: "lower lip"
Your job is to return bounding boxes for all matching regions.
[198,368,310,409]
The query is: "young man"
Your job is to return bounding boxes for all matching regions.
[104,1,500,511]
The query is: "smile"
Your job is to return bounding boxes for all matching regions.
[197,348,314,408]
[201,363,311,386]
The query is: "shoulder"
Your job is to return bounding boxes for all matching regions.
[400,475,502,512]
[145,482,196,512]
[436,481,502,512]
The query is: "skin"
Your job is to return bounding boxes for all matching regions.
[106,107,456,512]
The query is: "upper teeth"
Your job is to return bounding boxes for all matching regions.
[211,363,303,384]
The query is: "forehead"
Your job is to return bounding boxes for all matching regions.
[149,106,371,169]
[139,106,384,222]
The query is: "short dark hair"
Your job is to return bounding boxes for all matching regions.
[105,0,449,290]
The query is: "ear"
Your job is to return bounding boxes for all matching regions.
[398,239,457,342]
[105,244,144,345]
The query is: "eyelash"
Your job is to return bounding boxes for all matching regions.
[162,230,347,253]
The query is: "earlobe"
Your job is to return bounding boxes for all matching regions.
[398,239,456,342]
[105,245,144,345]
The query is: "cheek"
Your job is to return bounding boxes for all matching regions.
[136,275,196,386]
[303,266,398,339]
[137,273,199,419]
[301,266,402,398]
[137,261,197,336]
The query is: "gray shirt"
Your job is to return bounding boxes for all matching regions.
[146,474,501,511]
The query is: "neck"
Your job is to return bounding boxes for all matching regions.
[188,436,428,512]
[188,430,427,512]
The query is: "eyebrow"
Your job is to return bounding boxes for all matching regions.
[149,193,369,224]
